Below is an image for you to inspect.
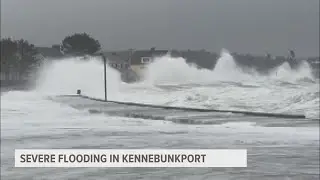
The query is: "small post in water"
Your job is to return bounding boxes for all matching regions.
[102,53,107,101]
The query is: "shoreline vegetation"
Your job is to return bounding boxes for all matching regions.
[1,32,319,91]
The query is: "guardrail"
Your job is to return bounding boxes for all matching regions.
[56,94,306,119]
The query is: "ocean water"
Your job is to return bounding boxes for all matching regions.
[1,51,319,180]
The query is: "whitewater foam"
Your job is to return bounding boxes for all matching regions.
[6,49,314,119]
[1,49,319,180]
[34,56,123,100]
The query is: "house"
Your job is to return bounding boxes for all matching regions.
[100,51,130,70]
[98,51,139,83]
[94,48,170,82]
[130,48,169,78]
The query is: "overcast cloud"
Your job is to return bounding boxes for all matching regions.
[1,0,319,57]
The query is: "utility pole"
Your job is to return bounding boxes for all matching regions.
[101,53,107,101]
[128,48,134,66]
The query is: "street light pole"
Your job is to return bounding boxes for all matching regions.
[101,53,107,101]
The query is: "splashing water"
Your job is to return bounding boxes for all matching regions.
[1,49,318,180]
[268,61,317,83]
[144,49,317,86]
[34,56,123,99]
[2,49,317,119]
[143,49,258,85]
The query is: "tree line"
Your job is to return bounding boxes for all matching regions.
[1,38,38,74]
[1,32,319,84]
[1,33,102,75]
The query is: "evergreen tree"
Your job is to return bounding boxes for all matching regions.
[62,33,101,55]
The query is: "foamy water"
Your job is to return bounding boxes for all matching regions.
[30,50,319,119]
[1,50,319,179]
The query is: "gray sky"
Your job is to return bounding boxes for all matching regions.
[1,0,319,57]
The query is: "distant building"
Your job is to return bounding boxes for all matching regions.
[97,51,129,69]
[103,52,130,70]
[130,48,169,78]
[95,48,171,82]
[97,51,139,83]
